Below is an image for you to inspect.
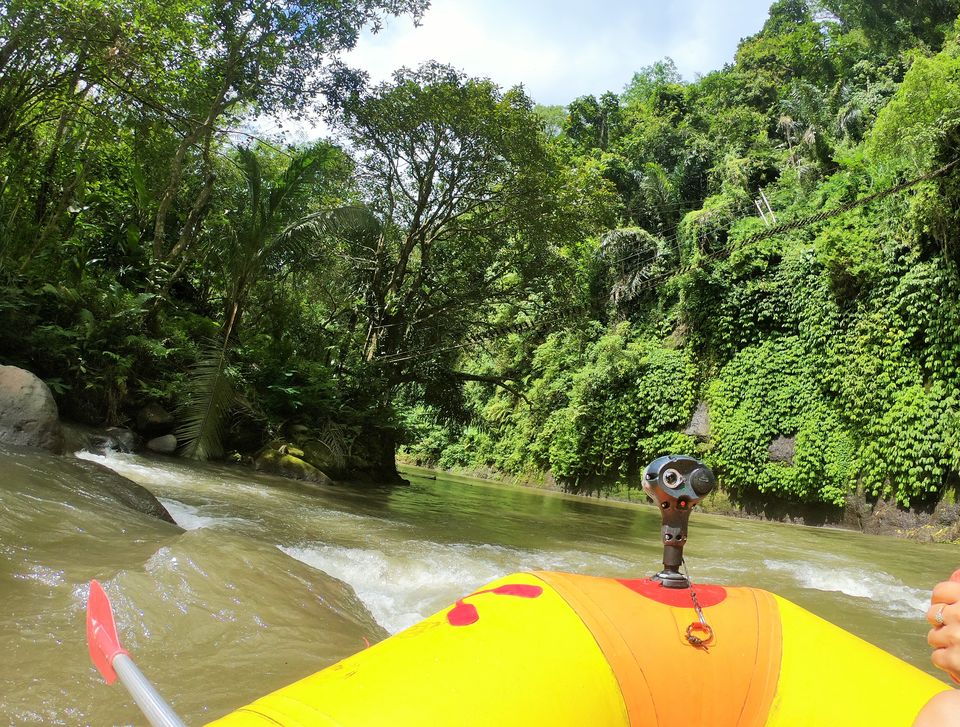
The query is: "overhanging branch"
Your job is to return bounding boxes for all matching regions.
[447,371,530,404]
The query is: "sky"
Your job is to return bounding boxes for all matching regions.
[342,0,777,106]
[260,0,776,140]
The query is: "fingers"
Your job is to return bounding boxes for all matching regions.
[928,618,960,681]
[928,623,960,648]
[931,644,960,680]
[925,572,960,685]
[926,600,959,628]
[931,581,960,607]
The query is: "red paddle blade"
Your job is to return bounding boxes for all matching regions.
[86,580,128,685]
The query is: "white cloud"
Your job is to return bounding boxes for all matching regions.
[259,0,774,141]
[343,0,774,105]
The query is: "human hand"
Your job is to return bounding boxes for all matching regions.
[926,569,960,683]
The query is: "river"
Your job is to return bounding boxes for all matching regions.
[1,446,957,725]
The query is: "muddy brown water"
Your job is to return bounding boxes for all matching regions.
[1,447,957,724]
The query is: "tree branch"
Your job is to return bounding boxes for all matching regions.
[446,371,530,404]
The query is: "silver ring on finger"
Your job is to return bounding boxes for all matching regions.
[936,604,946,625]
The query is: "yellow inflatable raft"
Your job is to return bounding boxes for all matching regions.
[208,570,949,726]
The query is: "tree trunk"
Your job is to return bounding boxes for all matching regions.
[370,424,403,482]
[152,79,229,260]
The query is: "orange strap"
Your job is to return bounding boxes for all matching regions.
[535,572,782,727]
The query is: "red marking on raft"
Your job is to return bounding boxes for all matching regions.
[447,584,544,626]
[618,578,727,607]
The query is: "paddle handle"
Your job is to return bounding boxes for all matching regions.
[113,654,187,727]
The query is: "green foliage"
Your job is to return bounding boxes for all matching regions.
[398,405,458,466]
[420,324,698,491]
[546,327,696,484]
[814,204,886,298]
[6,0,960,513]
[822,260,960,504]
[0,274,181,424]
[564,93,624,152]
[678,192,747,261]
[818,0,960,52]
[400,0,960,511]
[599,228,676,310]
[734,1,835,100]
[622,58,683,110]
[708,339,854,505]
[868,43,960,174]
[336,61,616,419]
[176,337,236,461]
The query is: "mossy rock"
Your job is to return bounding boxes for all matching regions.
[301,439,347,477]
[253,448,333,486]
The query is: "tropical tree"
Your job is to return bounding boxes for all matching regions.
[564,92,623,152]
[138,0,429,281]
[815,0,960,52]
[331,62,615,471]
[778,80,835,174]
[177,143,357,459]
[622,59,683,107]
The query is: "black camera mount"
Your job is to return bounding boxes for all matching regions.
[641,455,716,589]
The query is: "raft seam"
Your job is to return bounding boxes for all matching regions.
[236,707,286,726]
[529,570,657,726]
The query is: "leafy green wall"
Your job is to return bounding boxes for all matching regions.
[403,7,960,509]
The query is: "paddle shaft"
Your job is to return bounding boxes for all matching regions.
[112,653,187,727]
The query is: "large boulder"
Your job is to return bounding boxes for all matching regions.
[0,366,63,453]
[146,434,178,454]
[767,435,796,465]
[136,403,175,438]
[61,421,96,454]
[253,446,334,487]
[70,457,176,524]
[85,426,140,455]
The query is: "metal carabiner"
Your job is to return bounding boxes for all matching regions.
[685,621,714,650]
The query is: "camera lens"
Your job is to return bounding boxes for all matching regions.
[690,468,716,496]
[662,468,682,489]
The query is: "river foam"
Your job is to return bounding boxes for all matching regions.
[159,498,234,531]
[281,540,636,634]
[763,558,929,618]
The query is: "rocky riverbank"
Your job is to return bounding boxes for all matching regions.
[0,364,381,509]
[6,360,957,545]
[0,365,176,523]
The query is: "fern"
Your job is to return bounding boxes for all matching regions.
[315,420,353,471]
[176,336,236,461]
[278,205,382,262]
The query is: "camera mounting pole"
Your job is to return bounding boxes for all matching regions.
[642,455,716,589]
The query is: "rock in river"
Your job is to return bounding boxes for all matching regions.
[0,365,63,453]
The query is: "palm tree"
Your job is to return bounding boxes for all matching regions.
[177,144,379,460]
[779,81,835,173]
[638,161,682,234]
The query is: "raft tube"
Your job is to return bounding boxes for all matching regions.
[208,572,949,726]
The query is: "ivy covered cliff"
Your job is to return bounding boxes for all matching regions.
[401,1,960,515]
